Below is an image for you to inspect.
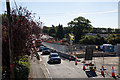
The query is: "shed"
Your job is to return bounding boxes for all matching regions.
[103,44,114,53]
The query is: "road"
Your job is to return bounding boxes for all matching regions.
[39,52,115,79]
[29,51,118,79]
[40,52,87,78]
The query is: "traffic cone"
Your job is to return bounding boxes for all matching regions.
[75,58,77,65]
[101,65,104,75]
[112,67,115,77]
[93,66,95,72]
[83,62,85,70]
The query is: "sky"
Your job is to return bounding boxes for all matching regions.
[1,0,120,28]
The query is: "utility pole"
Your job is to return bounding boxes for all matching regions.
[6,0,15,80]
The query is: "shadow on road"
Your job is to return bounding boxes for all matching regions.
[41,54,50,56]
[85,70,97,78]
[47,61,61,65]
[112,76,117,80]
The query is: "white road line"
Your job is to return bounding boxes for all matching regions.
[44,63,46,66]
[40,57,42,61]
[46,68,50,75]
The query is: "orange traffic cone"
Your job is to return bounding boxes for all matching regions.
[75,58,77,65]
[93,66,95,72]
[112,67,115,77]
[101,65,104,75]
[83,62,85,70]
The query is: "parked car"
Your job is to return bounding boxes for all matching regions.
[39,46,45,52]
[48,53,61,64]
[42,48,50,55]
[69,55,76,61]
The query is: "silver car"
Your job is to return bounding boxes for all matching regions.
[48,53,61,64]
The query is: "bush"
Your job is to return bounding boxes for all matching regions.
[15,55,30,80]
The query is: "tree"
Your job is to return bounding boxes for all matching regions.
[56,24,64,40]
[95,34,107,45]
[107,28,113,33]
[52,24,55,28]
[107,34,120,45]
[2,6,41,79]
[42,26,49,34]
[64,34,70,41]
[49,28,56,37]
[79,34,107,45]
[64,27,72,35]
[79,35,95,45]
[115,29,120,34]
[68,16,92,43]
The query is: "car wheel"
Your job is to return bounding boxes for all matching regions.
[48,61,50,64]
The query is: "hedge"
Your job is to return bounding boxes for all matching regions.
[15,55,30,80]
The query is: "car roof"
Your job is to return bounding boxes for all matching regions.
[43,47,49,49]
[50,53,58,55]
[40,46,44,47]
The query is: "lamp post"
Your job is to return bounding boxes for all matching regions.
[95,46,98,66]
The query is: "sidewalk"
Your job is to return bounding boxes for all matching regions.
[28,55,46,80]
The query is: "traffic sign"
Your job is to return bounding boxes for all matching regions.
[85,46,93,60]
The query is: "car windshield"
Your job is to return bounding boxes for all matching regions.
[40,46,44,49]
[40,46,44,48]
[51,54,58,57]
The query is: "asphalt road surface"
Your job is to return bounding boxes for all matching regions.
[41,53,87,78]
[29,52,118,80]
[39,52,112,79]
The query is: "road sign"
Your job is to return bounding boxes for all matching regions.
[85,46,93,60]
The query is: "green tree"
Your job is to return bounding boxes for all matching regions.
[42,26,49,34]
[95,34,107,45]
[56,24,64,39]
[68,16,92,43]
[107,34,120,45]
[79,34,107,45]
[64,34,70,41]
[107,28,113,33]
[79,35,95,45]
[49,28,56,37]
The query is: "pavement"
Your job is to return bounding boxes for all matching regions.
[28,55,46,80]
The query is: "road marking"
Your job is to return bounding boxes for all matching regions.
[44,63,46,66]
[40,57,42,61]
[46,68,50,75]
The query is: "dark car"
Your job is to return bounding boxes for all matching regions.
[69,55,76,61]
[48,53,61,64]
[39,46,45,52]
[42,48,50,55]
